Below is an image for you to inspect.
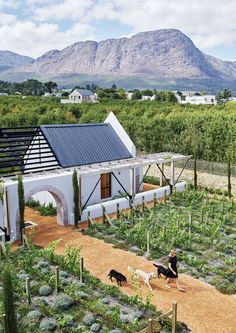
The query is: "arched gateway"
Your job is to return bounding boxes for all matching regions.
[15,185,69,237]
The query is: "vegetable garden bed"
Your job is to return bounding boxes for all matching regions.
[0,241,187,332]
[83,188,236,295]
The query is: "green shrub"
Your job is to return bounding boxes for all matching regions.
[210,277,235,294]
[52,294,75,310]
[26,310,42,319]
[39,318,57,332]
[83,313,96,326]
[39,285,52,296]
[90,323,101,332]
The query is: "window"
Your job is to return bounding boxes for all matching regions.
[101,173,111,199]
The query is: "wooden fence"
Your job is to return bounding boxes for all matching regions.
[137,302,177,333]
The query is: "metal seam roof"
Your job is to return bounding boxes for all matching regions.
[40,123,133,167]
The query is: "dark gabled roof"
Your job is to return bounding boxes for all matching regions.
[71,89,94,96]
[40,123,133,168]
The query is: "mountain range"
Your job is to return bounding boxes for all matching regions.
[0,29,236,91]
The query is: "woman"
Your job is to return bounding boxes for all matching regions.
[166,250,184,292]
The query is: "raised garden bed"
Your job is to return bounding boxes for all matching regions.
[84,188,236,295]
[0,241,187,332]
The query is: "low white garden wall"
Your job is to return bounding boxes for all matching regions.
[80,182,186,222]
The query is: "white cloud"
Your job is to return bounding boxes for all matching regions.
[34,0,94,21]
[0,0,236,58]
[0,20,95,58]
[88,0,236,52]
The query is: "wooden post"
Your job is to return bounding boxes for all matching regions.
[222,202,224,213]
[55,266,59,294]
[102,206,106,224]
[172,302,177,333]
[142,196,145,212]
[164,190,167,203]
[130,167,135,209]
[80,257,84,283]
[0,243,2,259]
[26,277,31,305]
[116,203,120,219]
[189,213,192,236]
[160,164,164,187]
[170,161,175,192]
[2,314,7,333]
[147,231,150,256]
[87,211,91,228]
[147,318,153,333]
[22,228,25,246]
[200,208,204,223]
[153,193,157,207]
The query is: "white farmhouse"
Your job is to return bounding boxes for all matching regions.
[0,112,190,242]
[61,89,97,104]
[184,95,217,105]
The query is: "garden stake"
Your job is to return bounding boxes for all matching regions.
[172,302,177,333]
[102,205,106,224]
[116,203,120,219]
[222,202,224,213]
[153,193,157,207]
[212,206,215,221]
[147,318,153,333]
[147,231,150,256]
[55,266,59,294]
[142,196,145,212]
[26,277,31,305]
[87,211,91,228]
[2,314,7,333]
[164,190,167,203]
[189,213,192,237]
[200,209,204,223]
[80,257,84,283]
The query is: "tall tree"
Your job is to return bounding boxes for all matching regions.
[2,265,18,333]
[72,170,79,228]
[17,175,25,242]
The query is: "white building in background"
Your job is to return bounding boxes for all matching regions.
[61,89,97,104]
[184,95,217,105]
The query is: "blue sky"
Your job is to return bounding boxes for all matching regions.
[0,0,236,60]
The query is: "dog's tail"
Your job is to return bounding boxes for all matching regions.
[153,263,159,268]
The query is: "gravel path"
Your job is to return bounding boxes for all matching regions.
[26,208,236,333]
[145,165,236,195]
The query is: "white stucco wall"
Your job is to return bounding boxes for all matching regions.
[3,166,141,240]
[105,112,136,157]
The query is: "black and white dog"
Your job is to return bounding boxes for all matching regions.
[153,263,169,279]
[108,269,127,286]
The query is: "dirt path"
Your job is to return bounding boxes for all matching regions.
[145,165,236,195]
[26,208,236,333]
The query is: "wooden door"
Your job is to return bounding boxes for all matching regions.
[101,173,111,199]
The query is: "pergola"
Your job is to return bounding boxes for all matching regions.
[1,152,191,216]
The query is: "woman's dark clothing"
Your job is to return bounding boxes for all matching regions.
[166,256,178,278]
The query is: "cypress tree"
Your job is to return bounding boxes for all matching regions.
[72,170,79,228]
[17,175,25,243]
[2,265,18,333]
[227,157,232,198]
[193,150,197,190]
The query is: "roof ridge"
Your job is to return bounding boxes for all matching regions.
[40,123,108,128]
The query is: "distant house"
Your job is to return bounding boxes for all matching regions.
[61,89,97,104]
[184,95,217,105]
[141,95,156,101]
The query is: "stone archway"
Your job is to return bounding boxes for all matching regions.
[16,185,69,238]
